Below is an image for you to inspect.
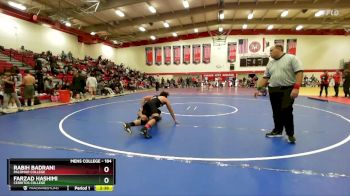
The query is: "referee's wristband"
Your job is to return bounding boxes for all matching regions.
[293,83,301,89]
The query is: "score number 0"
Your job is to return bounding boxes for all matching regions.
[103,166,110,184]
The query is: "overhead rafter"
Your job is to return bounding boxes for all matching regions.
[82,0,350,32]
[33,0,148,27]
[96,0,147,12]
[60,0,111,27]
[109,17,350,39]
[29,0,94,25]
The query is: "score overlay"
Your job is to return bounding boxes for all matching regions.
[7,158,115,191]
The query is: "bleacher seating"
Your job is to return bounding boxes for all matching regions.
[0,60,13,72]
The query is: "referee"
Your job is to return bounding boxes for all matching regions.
[256,45,303,144]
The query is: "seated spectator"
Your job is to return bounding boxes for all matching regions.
[128,80,137,91]
[61,51,66,61]
[44,77,55,95]
[20,45,26,53]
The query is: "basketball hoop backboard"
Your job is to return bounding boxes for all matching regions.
[211,31,228,46]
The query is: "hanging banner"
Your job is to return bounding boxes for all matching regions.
[163,46,171,65]
[183,45,191,64]
[192,44,201,64]
[202,44,211,64]
[145,47,153,65]
[173,46,181,65]
[155,47,162,65]
[227,42,237,63]
[262,38,270,53]
[287,39,297,55]
[262,38,266,52]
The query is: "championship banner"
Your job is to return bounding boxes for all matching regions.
[183,45,191,64]
[155,47,162,65]
[202,44,211,64]
[287,39,297,55]
[163,46,171,65]
[145,47,153,65]
[192,44,201,64]
[227,42,237,63]
[173,46,181,65]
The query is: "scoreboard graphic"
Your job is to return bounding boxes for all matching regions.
[7,158,115,191]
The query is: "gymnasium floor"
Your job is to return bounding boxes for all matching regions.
[1,87,350,195]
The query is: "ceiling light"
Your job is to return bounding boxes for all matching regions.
[65,22,71,27]
[267,25,274,30]
[8,1,26,11]
[281,10,288,17]
[315,10,325,17]
[242,24,248,29]
[163,22,170,28]
[219,10,224,20]
[148,5,156,14]
[150,35,156,40]
[172,32,178,37]
[183,0,189,9]
[296,25,303,31]
[248,12,254,20]
[194,28,198,33]
[90,32,96,35]
[139,26,146,32]
[115,10,125,17]
[219,27,223,32]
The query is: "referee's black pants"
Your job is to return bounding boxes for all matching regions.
[268,86,295,136]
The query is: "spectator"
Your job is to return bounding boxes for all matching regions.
[319,71,329,97]
[333,70,341,97]
[22,70,36,106]
[86,74,98,98]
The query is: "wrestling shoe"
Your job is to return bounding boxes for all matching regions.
[265,130,283,138]
[123,123,132,134]
[287,135,296,144]
[140,127,152,139]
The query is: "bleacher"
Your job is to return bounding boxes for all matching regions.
[0,45,154,114]
[0,59,13,72]
[2,49,35,68]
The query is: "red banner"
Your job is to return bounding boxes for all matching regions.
[145,47,153,65]
[287,39,297,55]
[193,44,201,64]
[183,45,191,64]
[163,46,171,65]
[227,42,236,63]
[173,46,181,65]
[202,44,211,64]
[155,47,162,65]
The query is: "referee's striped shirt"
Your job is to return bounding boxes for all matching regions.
[263,53,303,87]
